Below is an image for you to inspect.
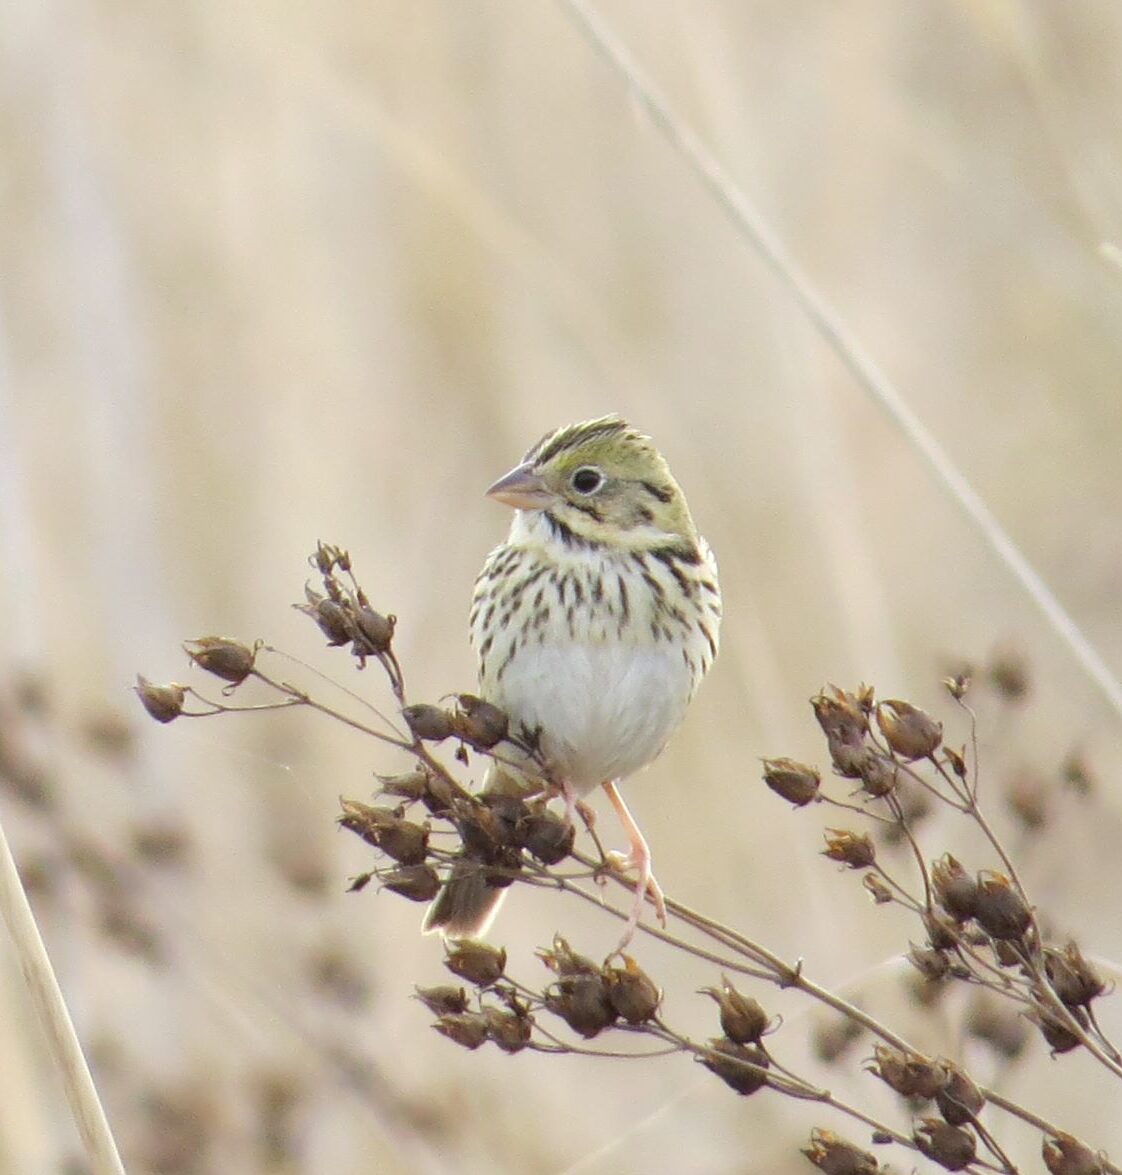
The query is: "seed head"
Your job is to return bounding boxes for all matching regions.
[337,801,429,864]
[811,686,868,746]
[863,874,893,905]
[444,940,506,987]
[875,700,942,760]
[931,855,979,922]
[974,871,1031,940]
[377,770,430,802]
[761,758,820,806]
[414,985,469,1016]
[353,606,395,655]
[801,1129,879,1175]
[1030,1003,1088,1054]
[538,936,599,977]
[434,1013,488,1050]
[544,973,617,1038]
[869,1044,948,1099]
[858,752,897,798]
[908,945,951,982]
[380,864,440,902]
[402,704,455,742]
[1044,942,1105,1008]
[700,979,769,1044]
[1042,1133,1104,1175]
[933,1061,984,1125]
[700,1039,769,1096]
[183,637,256,684]
[482,1007,532,1053]
[516,808,575,864]
[913,1119,976,1171]
[134,677,187,724]
[605,956,661,1024]
[452,695,509,749]
[298,591,352,646]
[822,829,875,869]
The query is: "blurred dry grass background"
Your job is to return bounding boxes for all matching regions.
[2,1,1122,1172]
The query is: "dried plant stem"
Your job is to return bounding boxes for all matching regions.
[556,0,1122,723]
[0,815,125,1175]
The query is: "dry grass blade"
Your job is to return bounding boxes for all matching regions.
[0,816,125,1175]
[556,0,1122,723]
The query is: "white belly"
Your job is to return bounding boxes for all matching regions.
[489,642,693,794]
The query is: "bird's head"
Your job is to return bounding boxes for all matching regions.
[486,416,698,552]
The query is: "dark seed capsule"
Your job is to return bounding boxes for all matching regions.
[700,980,768,1044]
[544,973,616,1038]
[876,699,942,760]
[973,871,1031,940]
[700,1039,769,1096]
[414,985,469,1016]
[822,829,875,869]
[801,1128,880,1175]
[380,864,440,902]
[354,607,395,654]
[433,1013,488,1050]
[870,1044,948,1099]
[516,809,575,864]
[402,704,454,742]
[934,1061,985,1125]
[931,854,979,922]
[444,940,506,987]
[761,758,820,806]
[453,695,509,748]
[134,677,186,723]
[913,1119,976,1171]
[183,637,256,684]
[1042,1132,1104,1175]
[605,957,661,1024]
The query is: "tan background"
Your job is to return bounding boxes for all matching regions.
[2,1,1121,1172]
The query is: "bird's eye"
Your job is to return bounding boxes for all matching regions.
[570,467,604,495]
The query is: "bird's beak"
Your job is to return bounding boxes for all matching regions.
[485,462,555,510]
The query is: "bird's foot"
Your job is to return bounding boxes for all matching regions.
[605,847,667,954]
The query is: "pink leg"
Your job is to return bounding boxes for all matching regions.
[602,780,666,952]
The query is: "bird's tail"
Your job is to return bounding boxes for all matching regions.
[422,858,507,940]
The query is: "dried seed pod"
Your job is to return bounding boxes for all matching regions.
[1042,1133,1104,1175]
[444,941,506,987]
[377,770,430,802]
[942,674,970,700]
[605,957,661,1024]
[914,1119,976,1171]
[380,864,440,902]
[700,1039,769,1096]
[943,745,967,779]
[761,758,820,806]
[858,752,897,798]
[827,737,867,780]
[516,809,575,864]
[1044,942,1105,1008]
[863,874,893,904]
[298,591,352,646]
[1030,1004,1087,1055]
[870,1044,948,1099]
[483,1007,532,1053]
[974,871,1031,940]
[700,979,769,1044]
[811,686,868,745]
[544,973,617,1038]
[414,985,469,1016]
[402,704,455,742]
[801,1128,879,1175]
[923,910,960,950]
[908,945,951,982]
[134,677,187,724]
[934,1061,985,1125]
[876,700,942,760]
[353,606,394,655]
[337,801,429,864]
[538,936,599,977]
[453,695,509,749]
[434,1013,488,1050]
[822,829,875,869]
[183,637,256,684]
[931,855,979,922]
